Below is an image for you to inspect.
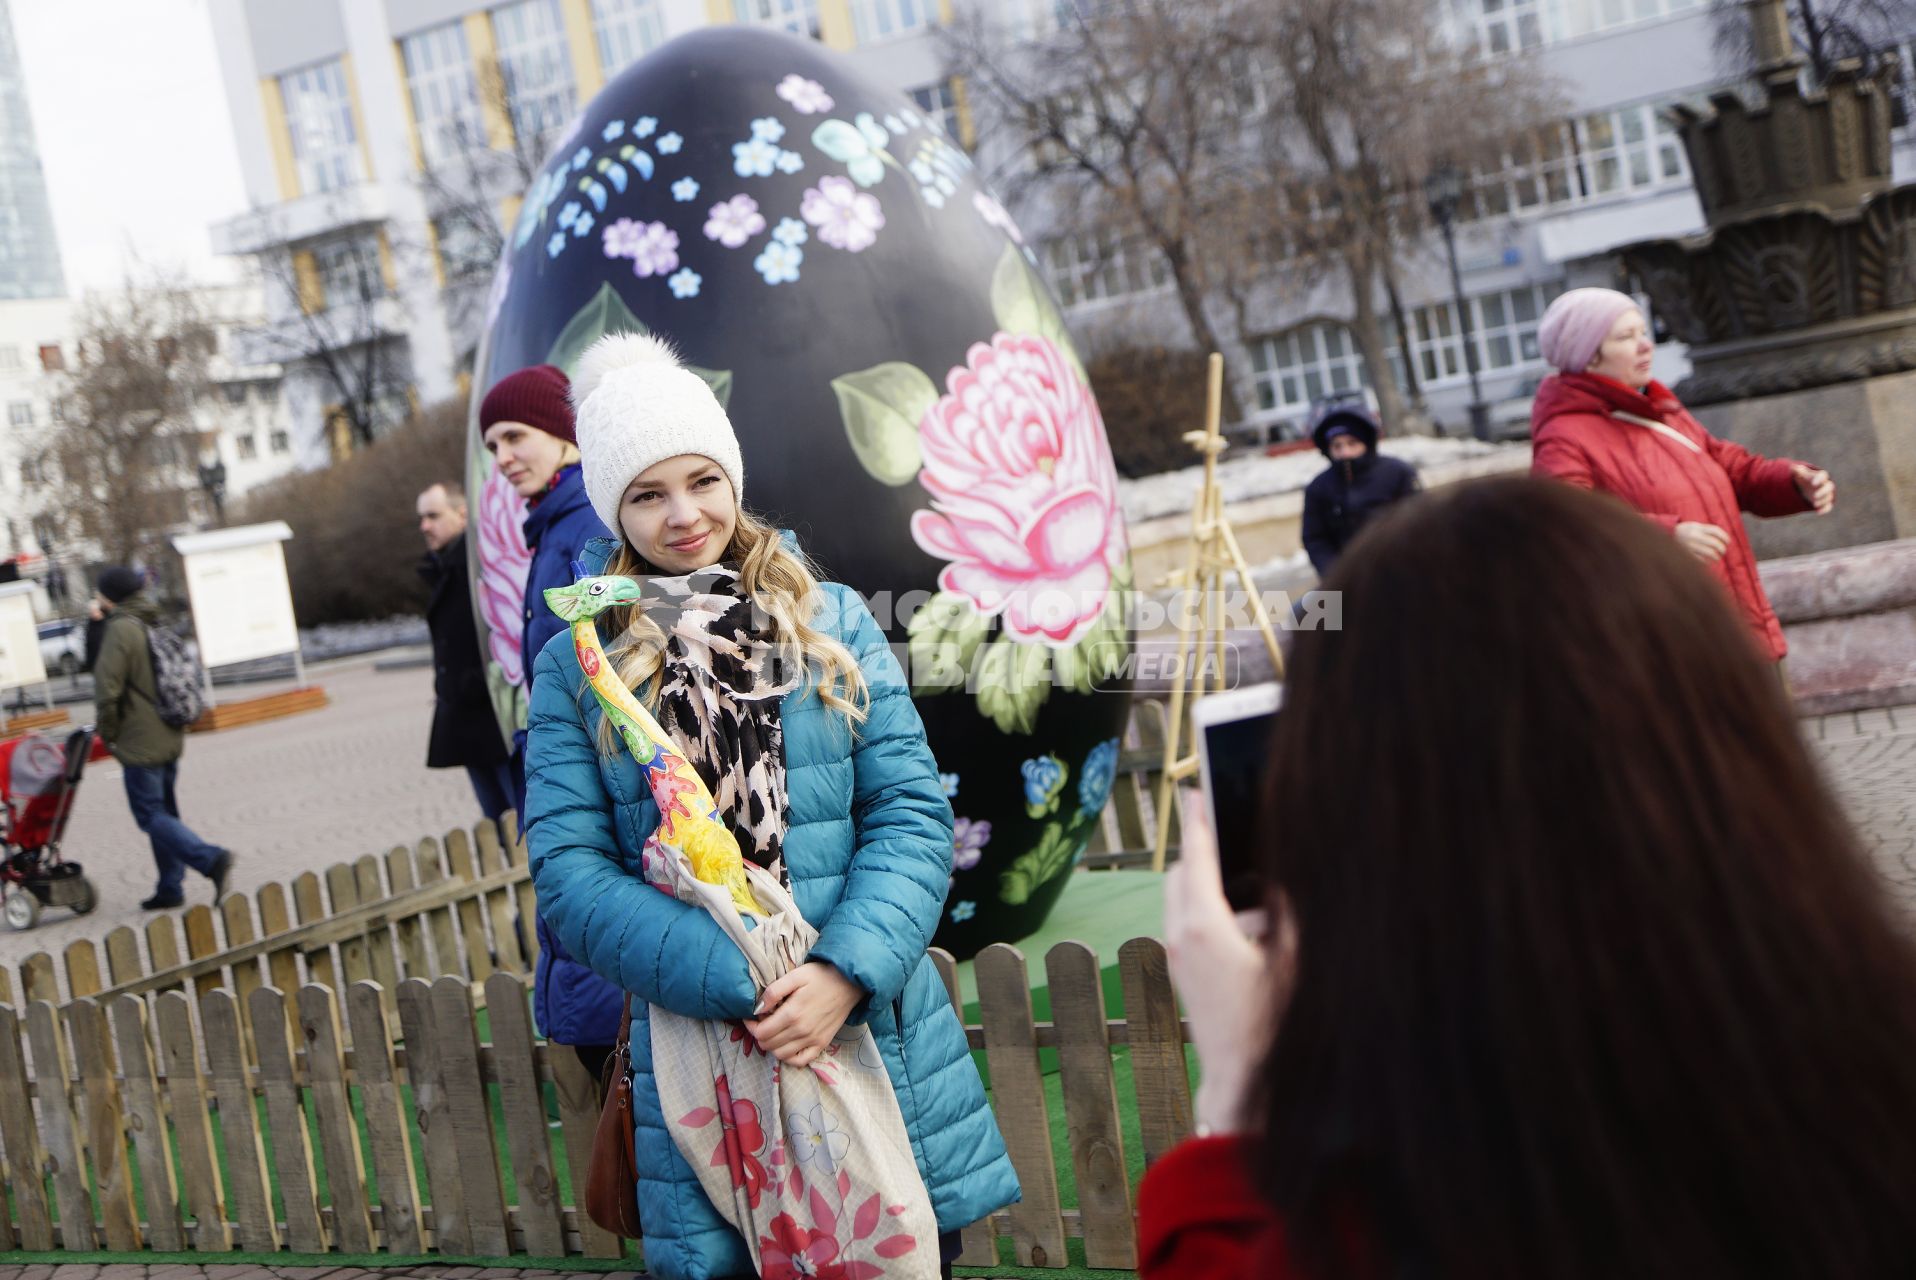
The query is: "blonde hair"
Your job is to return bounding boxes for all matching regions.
[590,508,870,754]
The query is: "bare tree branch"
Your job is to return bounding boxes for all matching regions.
[46,271,215,569]
[1711,0,1916,86]
[242,236,402,452]
[946,0,1562,431]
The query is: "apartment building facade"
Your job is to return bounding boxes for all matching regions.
[208,0,1916,450]
[204,0,969,465]
[1038,0,1916,437]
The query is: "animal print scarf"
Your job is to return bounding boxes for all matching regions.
[644,566,799,876]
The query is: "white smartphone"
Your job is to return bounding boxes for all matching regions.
[1191,681,1282,911]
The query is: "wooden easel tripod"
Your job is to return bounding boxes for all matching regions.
[1150,354,1286,872]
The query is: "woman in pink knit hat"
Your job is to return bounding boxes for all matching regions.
[1529,288,1834,664]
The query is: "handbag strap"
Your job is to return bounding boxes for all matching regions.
[1611,409,1703,455]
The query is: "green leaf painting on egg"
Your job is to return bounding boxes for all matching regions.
[831,361,935,485]
[547,283,732,404]
[906,590,991,696]
[998,820,1093,906]
[973,631,1055,735]
[989,245,1088,385]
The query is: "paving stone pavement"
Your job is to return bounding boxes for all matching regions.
[0,657,482,975]
[1804,704,1916,917]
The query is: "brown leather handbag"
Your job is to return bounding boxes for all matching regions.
[584,996,643,1239]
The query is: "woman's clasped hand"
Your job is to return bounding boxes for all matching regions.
[744,960,865,1069]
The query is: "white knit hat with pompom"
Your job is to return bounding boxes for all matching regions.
[569,331,744,532]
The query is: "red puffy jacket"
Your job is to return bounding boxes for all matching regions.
[1138,1137,1299,1277]
[1530,373,1810,661]
[1138,1136,1378,1278]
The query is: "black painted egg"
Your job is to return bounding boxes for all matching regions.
[468,26,1134,958]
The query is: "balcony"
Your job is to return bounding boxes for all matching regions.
[212,184,393,257]
[1534,186,1705,266]
[226,296,411,368]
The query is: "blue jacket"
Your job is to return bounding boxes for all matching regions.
[521,464,612,698]
[525,538,1020,1279]
[518,466,623,1047]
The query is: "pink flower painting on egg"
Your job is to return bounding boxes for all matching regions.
[909,333,1127,646]
[476,466,534,686]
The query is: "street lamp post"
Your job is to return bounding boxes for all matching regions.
[198,456,228,527]
[1425,164,1493,441]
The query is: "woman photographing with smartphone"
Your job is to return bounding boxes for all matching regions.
[1144,477,1916,1279]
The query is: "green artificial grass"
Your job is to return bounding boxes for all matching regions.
[0,1248,632,1271]
[0,1242,1141,1278]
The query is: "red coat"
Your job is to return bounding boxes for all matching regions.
[1138,1136,1297,1277]
[1530,374,1810,660]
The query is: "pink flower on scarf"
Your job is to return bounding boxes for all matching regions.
[680,1073,770,1209]
[910,333,1127,645]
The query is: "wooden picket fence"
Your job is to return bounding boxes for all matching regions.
[0,816,539,1019]
[0,690,1196,1267]
[0,934,1192,1269]
[0,695,1181,1017]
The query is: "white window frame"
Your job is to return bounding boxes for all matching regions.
[313,235,385,309]
[1466,99,1688,221]
[1249,323,1372,418]
[1042,232,1172,310]
[909,82,960,143]
[280,59,364,195]
[402,21,484,170]
[850,0,929,44]
[1403,283,1559,389]
[592,0,666,75]
[491,0,578,157]
[7,400,31,427]
[434,211,497,282]
[1575,101,1688,199]
[1451,0,1702,54]
[733,0,821,39]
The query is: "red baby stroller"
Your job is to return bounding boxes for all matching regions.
[0,725,99,930]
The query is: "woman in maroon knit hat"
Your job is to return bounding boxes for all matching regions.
[481,363,621,1077]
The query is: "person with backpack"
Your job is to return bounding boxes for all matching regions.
[92,565,232,910]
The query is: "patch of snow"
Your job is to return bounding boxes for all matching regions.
[300,616,431,662]
[1118,438,1525,525]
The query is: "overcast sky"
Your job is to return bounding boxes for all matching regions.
[13,0,250,295]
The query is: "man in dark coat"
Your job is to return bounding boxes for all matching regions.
[1300,401,1421,578]
[417,481,514,821]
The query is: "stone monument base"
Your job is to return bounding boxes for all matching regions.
[1691,368,1916,560]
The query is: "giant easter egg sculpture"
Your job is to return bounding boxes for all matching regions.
[470,27,1133,958]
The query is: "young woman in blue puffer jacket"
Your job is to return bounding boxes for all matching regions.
[523,334,1019,1280]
